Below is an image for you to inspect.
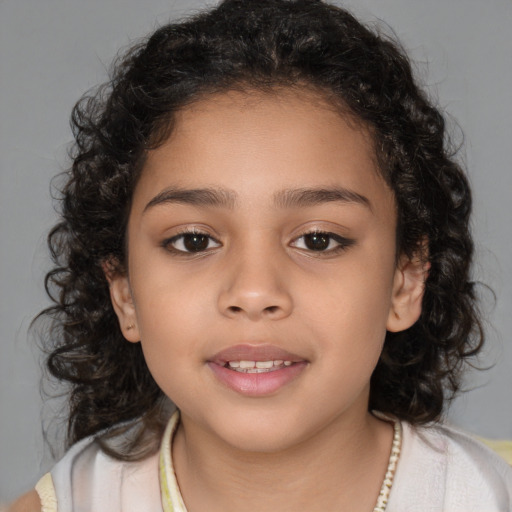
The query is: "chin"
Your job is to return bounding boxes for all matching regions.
[212,408,311,454]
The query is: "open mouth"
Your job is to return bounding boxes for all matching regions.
[208,344,307,395]
[224,360,294,373]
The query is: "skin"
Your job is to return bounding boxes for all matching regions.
[108,88,427,511]
[7,491,40,512]
[18,88,426,511]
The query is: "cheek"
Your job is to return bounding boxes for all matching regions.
[298,252,395,358]
[131,250,214,327]
[306,250,394,316]
[133,284,208,403]
[129,270,211,371]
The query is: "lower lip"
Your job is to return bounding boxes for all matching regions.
[208,362,307,396]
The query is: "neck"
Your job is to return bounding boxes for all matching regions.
[172,409,394,512]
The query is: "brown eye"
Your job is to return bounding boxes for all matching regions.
[183,234,210,252]
[165,232,221,253]
[291,231,355,254]
[303,233,330,251]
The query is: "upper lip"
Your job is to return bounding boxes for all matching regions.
[209,344,305,365]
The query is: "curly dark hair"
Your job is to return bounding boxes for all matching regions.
[40,0,483,459]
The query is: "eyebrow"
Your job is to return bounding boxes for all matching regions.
[143,185,371,213]
[144,187,237,212]
[273,187,372,211]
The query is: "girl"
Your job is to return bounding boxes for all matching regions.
[10,0,512,510]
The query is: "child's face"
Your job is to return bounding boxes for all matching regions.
[109,89,424,452]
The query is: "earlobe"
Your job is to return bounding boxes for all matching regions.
[103,262,140,343]
[386,253,430,333]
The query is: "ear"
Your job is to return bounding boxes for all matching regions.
[103,262,140,343]
[386,251,430,333]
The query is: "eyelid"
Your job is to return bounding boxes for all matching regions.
[289,229,355,254]
[160,225,354,256]
[161,227,222,255]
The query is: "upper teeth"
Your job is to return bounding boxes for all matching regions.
[228,360,293,369]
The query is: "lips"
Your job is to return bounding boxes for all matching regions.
[208,344,308,396]
[209,344,305,365]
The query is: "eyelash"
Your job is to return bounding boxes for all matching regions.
[161,229,355,256]
[290,231,355,255]
[162,229,221,255]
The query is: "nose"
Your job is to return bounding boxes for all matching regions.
[217,248,293,321]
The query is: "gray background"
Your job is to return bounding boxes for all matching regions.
[1,0,511,503]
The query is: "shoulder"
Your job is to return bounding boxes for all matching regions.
[6,490,41,512]
[418,422,512,486]
[389,420,512,511]
[44,433,162,511]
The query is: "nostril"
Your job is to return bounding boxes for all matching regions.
[226,305,280,315]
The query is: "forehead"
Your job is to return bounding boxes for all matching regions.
[133,88,394,217]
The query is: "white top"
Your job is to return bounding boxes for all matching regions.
[36,412,512,512]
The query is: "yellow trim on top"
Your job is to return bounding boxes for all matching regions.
[479,438,512,465]
[35,473,57,512]
[159,411,187,512]
[160,448,174,512]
